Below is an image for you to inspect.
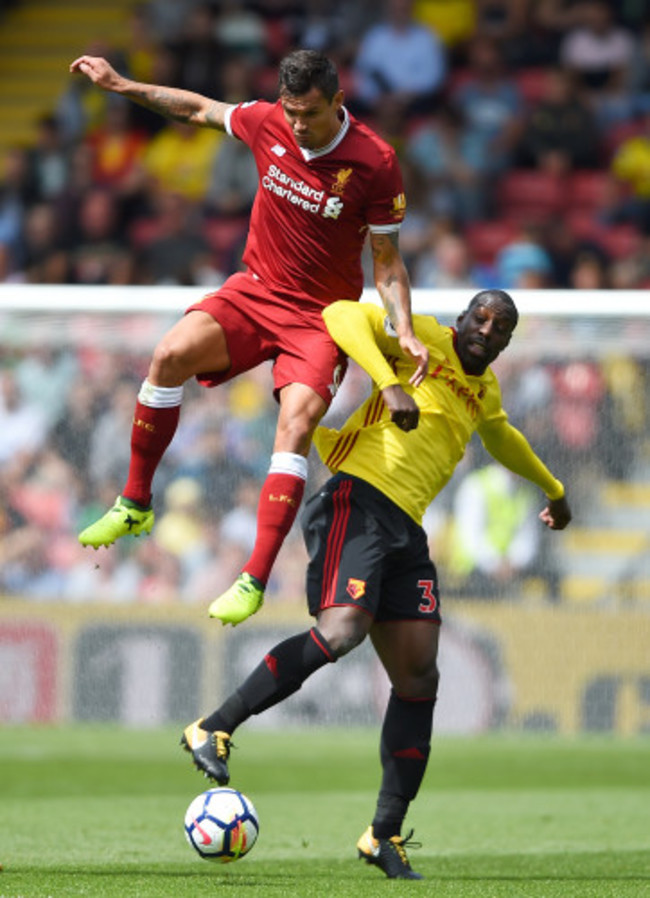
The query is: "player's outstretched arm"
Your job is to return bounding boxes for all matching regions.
[369,230,429,386]
[69,55,231,129]
[480,417,571,529]
[539,495,572,530]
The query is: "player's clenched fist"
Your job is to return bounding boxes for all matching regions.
[69,56,126,92]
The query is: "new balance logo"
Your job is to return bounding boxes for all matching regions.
[271,144,287,157]
[323,196,344,219]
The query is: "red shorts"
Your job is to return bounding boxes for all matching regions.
[186,271,347,405]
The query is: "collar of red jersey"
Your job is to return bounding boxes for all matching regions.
[299,107,350,162]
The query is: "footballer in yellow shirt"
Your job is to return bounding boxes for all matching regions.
[315,294,566,525]
[179,290,571,880]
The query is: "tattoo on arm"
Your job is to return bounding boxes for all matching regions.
[371,231,409,328]
[370,231,399,265]
[127,85,225,127]
[128,85,193,122]
[205,101,225,128]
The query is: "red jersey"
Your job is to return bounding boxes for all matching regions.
[225,101,406,307]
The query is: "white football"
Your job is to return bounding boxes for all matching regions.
[184,787,259,862]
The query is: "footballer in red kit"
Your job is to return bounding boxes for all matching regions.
[70,49,428,626]
[224,100,406,304]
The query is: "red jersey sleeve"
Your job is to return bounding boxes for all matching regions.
[227,100,275,147]
[365,146,407,230]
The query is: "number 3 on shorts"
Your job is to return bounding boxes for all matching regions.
[417,579,439,614]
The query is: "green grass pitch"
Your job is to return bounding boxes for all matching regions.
[0,726,649,897]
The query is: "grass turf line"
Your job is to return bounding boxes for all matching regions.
[0,727,648,897]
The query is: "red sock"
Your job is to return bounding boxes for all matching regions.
[123,400,180,507]
[243,472,305,586]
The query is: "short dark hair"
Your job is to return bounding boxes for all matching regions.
[467,289,519,327]
[278,50,339,102]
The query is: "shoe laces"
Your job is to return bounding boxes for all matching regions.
[213,731,234,760]
[390,829,421,865]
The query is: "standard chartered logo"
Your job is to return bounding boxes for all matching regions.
[262,163,344,218]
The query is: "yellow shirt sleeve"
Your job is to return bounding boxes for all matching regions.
[478,417,565,500]
[322,301,400,391]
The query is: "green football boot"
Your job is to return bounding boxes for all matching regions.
[208,572,265,626]
[78,495,154,548]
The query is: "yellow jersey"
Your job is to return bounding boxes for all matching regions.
[314,302,564,525]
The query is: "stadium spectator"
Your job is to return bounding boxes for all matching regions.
[294,0,370,65]
[516,67,602,173]
[218,476,260,555]
[610,104,650,233]
[67,187,135,285]
[86,377,141,491]
[51,380,100,481]
[139,119,223,202]
[180,290,571,880]
[412,230,479,289]
[352,0,447,118]
[167,3,223,98]
[542,214,611,287]
[204,57,259,216]
[213,0,268,66]
[559,1,636,95]
[569,248,611,288]
[16,202,70,284]
[13,345,78,428]
[24,115,71,204]
[447,463,549,598]
[69,48,428,629]
[405,102,490,222]
[412,0,476,51]
[134,190,221,286]
[494,221,554,287]
[474,0,530,58]
[0,371,49,467]
[450,36,524,178]
[0,147,28,275]
[83,99,149,193]
[628,21,650,99]
[153,476,211,586]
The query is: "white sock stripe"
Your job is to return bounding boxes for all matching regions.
[137,379,184,409]
[269,452,308,480]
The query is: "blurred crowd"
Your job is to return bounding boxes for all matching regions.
[2,0,650,288]
[0,313,647,606]
[1,0,650,605]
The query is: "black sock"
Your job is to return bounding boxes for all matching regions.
[201,627,334,734]
[372,690,435,839]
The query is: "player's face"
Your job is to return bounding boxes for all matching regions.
[280,87,344,150]
[455,299,516,375]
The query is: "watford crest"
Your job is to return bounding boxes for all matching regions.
[346,577,367,600]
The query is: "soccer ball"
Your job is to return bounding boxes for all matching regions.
[184,787,259,862]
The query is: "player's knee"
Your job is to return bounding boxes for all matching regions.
[150,338,190,381]
[418,661,439,701]
[275,415,316,453]
[400,660,439,701]
[318,612,369,659]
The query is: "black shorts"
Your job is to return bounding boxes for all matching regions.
[301,473,442,624]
